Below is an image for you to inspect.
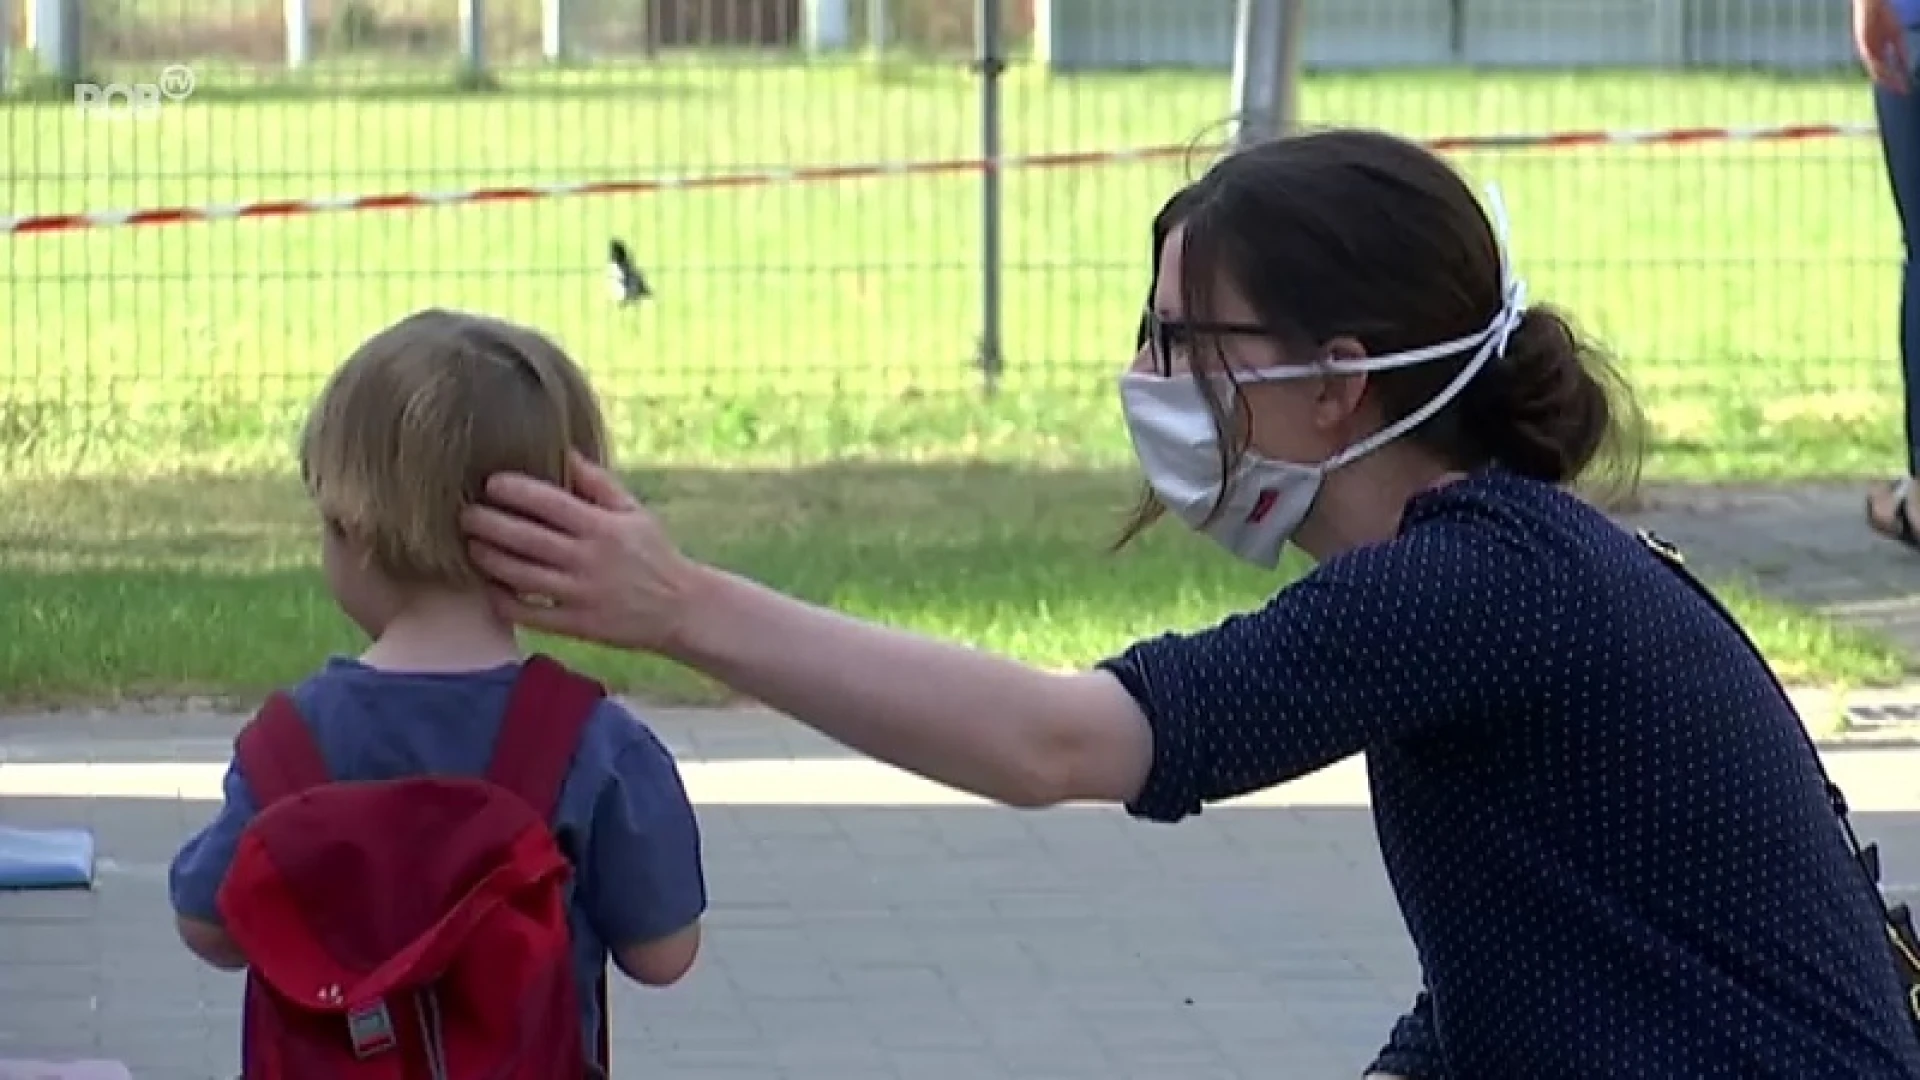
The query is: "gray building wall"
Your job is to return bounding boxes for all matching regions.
[1034,0,1853,73]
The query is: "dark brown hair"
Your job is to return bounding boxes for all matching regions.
[1118,127,1642,547]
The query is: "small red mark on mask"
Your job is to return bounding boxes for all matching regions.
[1246,489,1278,524]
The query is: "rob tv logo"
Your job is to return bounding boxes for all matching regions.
[74,66,196,118]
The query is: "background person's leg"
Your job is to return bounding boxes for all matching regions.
[1876,34,1920,479]
[1869,41,1920,546]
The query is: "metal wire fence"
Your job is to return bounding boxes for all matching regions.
[0,0,1901,482]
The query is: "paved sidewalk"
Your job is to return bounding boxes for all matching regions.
[0,706,1418,1080]
[12,707,1920,1079]
[1617,483,1920,659]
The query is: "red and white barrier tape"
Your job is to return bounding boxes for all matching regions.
[1,121,1876,237]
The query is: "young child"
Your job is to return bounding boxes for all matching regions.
[168,308,706,1046]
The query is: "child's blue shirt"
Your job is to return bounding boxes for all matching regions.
[168,657,707,1048]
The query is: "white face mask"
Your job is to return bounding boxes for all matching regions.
[1120,185,1526,569]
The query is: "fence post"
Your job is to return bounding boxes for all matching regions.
[457,0,485,81]
[34,0,81,84]
[542,0,569,61]
[1648,0,1685,67]
[804,0,851,53]
[1230,0,1303,146]
[974,0,1006,396]
[867,0,888,60]
[0,0,12,89]
[285,0,312,70]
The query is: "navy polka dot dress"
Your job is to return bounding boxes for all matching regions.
[1099,467,1920,1077]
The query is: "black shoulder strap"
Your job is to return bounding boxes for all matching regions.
[1632,530,1884,888]
[1641,529,1920,1024]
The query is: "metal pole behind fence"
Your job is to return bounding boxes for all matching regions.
[457,0,485,81]
[285,0,312,70]
[803,0,852,54]
[35,0,81,84]
[867,0,887,60]
[1230,0,1303,147]
[0,0,12,89]
[975,0,1006,396]
[542,0,569,62]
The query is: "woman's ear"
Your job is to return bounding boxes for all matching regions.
[1323,336,1369,365]
[1314,336,1373,425]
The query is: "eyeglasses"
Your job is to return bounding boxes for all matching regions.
[1137,308,1272,377]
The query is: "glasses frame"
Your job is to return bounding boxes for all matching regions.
[1136,308,1273,377]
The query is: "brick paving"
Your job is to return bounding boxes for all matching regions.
[0,707,1420,1080]
[11,706,1920,1079]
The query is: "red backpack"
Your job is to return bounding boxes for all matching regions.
[216,655,613,1079]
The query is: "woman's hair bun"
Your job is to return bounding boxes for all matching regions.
[1470,304,1637,490]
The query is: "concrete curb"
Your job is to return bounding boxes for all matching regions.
[1793,686,1920,749]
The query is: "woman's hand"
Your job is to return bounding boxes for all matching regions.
[1857,0,1912,93]
[462,451,706,653]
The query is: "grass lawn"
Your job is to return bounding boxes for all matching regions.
[0,464,1909,706]
[2,61,1914,703]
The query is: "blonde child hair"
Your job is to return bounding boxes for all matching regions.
[300,308,609,588]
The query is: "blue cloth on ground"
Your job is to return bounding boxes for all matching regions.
[0,826,96,889]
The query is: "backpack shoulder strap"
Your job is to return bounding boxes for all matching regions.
[234,692,331,809]
[485,653,607,819]
[484,654,613,1074]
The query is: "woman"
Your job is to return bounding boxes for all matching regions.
[1861,0,1920,548]
[464,130,1920,1076]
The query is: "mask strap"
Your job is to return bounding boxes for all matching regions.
[1483,182,1527,361]
[1325,329,1497,468]
[1324,183,1527,470]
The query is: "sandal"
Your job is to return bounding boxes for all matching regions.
[1867,477,1920,550]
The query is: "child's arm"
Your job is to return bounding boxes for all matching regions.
[176,916,248,971]
[581,720,707,988]
[616,921,701,988]
[168,759,258,971]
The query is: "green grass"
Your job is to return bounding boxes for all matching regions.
[0,465,1907,706]
[1,61,1913,703]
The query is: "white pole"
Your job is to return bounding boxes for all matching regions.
[1230,0,1304,146]
[285,0,312,70]
[542,0,569,62]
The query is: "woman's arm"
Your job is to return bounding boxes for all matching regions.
[461,457,1153,809]
[465,457,1536,821]
[668,566,1154,808]
[1857,0,1912,92]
